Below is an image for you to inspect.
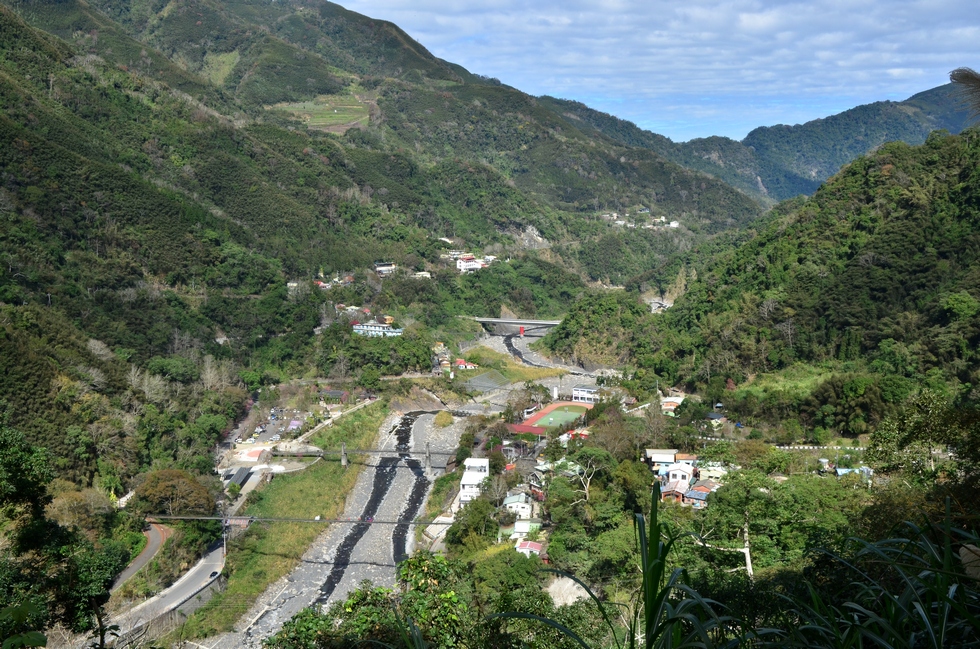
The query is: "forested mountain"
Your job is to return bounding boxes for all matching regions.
[0,0,767,490]
[542,83,971,202]
[545,128,980,435]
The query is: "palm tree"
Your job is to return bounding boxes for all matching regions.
[950,67,980,119]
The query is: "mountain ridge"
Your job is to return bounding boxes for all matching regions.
[542,83,971,203]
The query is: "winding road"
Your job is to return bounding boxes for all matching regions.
[112,523,171,592]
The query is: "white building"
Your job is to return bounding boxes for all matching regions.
[456,254,486,273]
[374,261,398,277]
[515,540,543,557]
[663,462,694,484]
[459,458,490,507]
[352,322,403,337]
[660,396,685,415]
[503,493,532,519]
[571,385,600,404]
[645,449,678,469]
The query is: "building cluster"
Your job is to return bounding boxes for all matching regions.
[644,449,728,510]
[431,342,479,373]
[458,457,548,559]
[599,210,680,230]
[314,274,354,290]
[439,250,498,274]
[352,313,403,337]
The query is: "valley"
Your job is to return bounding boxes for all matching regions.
[0,0,978,647]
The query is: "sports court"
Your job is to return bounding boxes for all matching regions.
[524,401,591,430]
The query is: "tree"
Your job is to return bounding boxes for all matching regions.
[0,428,127,644]
[482,475,509,506]
[445,498,496,553]
[698,470,777,577]
[565,447,616,505]
[868,390,980,486]
[132,469,215,517]
[0,426,53,521]
[951,67,980,119]
[357,365,381,392]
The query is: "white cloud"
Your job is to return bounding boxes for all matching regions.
[341,0,980,140]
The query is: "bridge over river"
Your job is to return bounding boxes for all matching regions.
[460,316,562,336]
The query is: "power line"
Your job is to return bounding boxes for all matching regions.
[149,514,441,526]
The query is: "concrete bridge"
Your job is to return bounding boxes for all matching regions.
[460,316,563,336]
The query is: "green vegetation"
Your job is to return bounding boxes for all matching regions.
[433,410,453,428]
[1,0,978,644]
[266,393,980,648]
[462,346,566,383]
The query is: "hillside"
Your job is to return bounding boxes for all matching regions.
[544,128,980,434]
[543,83,972,203]
[0,0,767,489]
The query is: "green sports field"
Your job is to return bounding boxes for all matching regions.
[528,404,588,429]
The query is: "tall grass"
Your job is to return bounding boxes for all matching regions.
[493,493,979,649]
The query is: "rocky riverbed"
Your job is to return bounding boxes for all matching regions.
[209,409,468,648]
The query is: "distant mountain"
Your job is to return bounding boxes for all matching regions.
[543,84,972,202]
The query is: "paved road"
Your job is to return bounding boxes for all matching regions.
[108,545,225,640]
[112,524,171,592]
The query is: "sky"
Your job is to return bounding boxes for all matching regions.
[339,0,980,142]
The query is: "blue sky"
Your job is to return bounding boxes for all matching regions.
[340,0,980,141]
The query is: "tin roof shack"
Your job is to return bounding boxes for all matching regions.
[683,489,709,509]
[515,540,543,557]
[661,481,688,503]
[698,463,729,481]
[320,388,349,403]
[660,396,685,416]
[706,412,726,429]
[508,518,542,540]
